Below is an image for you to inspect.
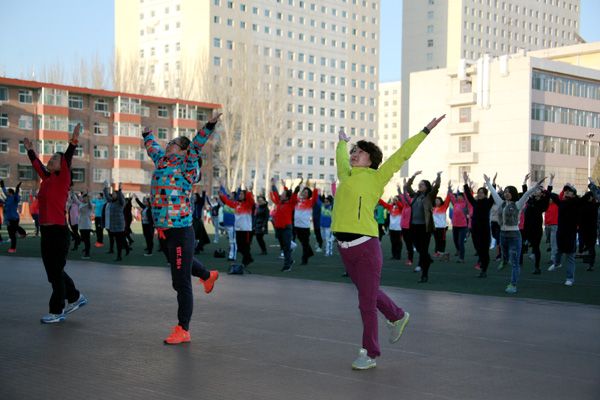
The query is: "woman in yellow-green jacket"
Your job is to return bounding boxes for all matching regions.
[332,115,445,370]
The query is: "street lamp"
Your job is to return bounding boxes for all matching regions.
[587,132,595,178]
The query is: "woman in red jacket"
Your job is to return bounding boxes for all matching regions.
[270,179,298,271]
[24,124,87,324]
[220,186,256,271]
[378,198,403,260]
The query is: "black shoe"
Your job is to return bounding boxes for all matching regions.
[341,272,349,277]
[114,257,122,262]
[478,271,487,278]
[418,276,428,283]
[281,262,293,272]
[532,269,541,275]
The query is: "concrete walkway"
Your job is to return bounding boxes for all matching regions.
[1,256,599,400]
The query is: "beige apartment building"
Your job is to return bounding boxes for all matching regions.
[378,82,401,161]
[401,42,600,198]
[115,0,380,184]
[0,77,219,198]
[399,0,582,177]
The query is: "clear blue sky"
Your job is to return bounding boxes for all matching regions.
[1,0,599,84]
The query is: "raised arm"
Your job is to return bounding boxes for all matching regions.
[484,174,503,206]
[517,178,545,210]
[23,138,50,179]
[376,115,445,186]
[142,129,165,165]
[63,123,80,167]
[0,180,6,196]
[404,171,420,197]
[135,197,145,209]
[463,184,476,206]
[378,199,393,212]
[102,183,112,203]
[191,113,220,153]
[336,128,352,182]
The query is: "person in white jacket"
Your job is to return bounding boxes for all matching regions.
[484,174,545,294]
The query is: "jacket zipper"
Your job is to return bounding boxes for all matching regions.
[358,196,362,220]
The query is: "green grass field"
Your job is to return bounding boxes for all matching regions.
[3,223,600,306]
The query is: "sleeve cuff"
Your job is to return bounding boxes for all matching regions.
[422,127,431,135]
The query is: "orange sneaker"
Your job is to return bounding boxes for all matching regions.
[8,248,16,254]
[199,270,219,294]
[163,325,191,345]
[95,242,104,248]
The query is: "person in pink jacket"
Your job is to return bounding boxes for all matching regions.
[432,191,451,259]
[220,187,256,271]
[397,187,414,266]
[448,184,470,263]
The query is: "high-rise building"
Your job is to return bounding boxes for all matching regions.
[0,76,219,197]
[399,0,582,176]
[115,0,381,185]
[378,81,401,160]
[406,42,600,194]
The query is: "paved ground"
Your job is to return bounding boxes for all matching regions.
[1,256,599,400]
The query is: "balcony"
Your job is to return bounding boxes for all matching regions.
[447,121,478,135]
[448,152,479,165]
[447,92,477,106]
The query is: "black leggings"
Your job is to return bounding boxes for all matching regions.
[236,230,254,266]
[7,220,19,249]
[524,228,543,269]
[142,224,155,253]
[411,224,432,278]
[255,233,267,253]
[95,217,104,244]
[472,228,491,272]
[389,230,403,259]
[41,225,80,314]
[113,231,128,258]
[80,229,92,256]
[433,227,447,253]
[70,224,81,249]
[161,226,210,331]
[295,227,314,263]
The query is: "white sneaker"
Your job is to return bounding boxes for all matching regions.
[564,279,574,286]
[41,313,65,324]
[279,252,284,259]
[528,254,535,260]
[548,263,562,272]
[414,266,422,272]
[388,312,410,344]
[315,247,323,253]
[290,241,297,251]
[64,294,88,315]
[351,349,376,370]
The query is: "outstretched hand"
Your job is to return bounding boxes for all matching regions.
[425,114,446,132]
[338,128,350,142]
[71,123,81,142]
[208,112,223,125]
[483,174,491,183]
[463,171,469,184]
[23,138,34,151]
[523,173,531,185]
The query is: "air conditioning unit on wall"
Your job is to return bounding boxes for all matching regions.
[103,111,111,117]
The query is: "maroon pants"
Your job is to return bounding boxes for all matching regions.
[338,237,405,358]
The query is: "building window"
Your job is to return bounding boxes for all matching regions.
[157,127,169,139]
[94,99,109,113]
[0,113,8,128]
[19,90,33,104]
[0,165,9,179]
[69,95,83,109]
[157,105,169,118]
[93,122,108,136]
[18,115,33,130]
[459,136,471,153]
[93,145,109,159]
[18,165,34,180]
[0,87,8,101]
[460,80,472,93]
[72,168,85,183]
[44,88,67,106]
[458,166,471,178]
[0,139,8,153]
[427,39,434,47]
[93,168,111,183]
[459,107,471,123]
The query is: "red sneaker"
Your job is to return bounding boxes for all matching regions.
[95,242,104,248]
[8,248,16,254]
[405,260,413,266]
[164,325,191,345]
[199,270,219,294]
[474,263,481,271]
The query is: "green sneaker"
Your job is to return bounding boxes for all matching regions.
[351,349,376,370]
[388,312,410,344]
[505,284,518,294]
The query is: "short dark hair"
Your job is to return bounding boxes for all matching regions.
[355,140,383,170]
[477,187,488,196]
[178,136,191,150]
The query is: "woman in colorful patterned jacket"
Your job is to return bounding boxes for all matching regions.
[143,114,221,345]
